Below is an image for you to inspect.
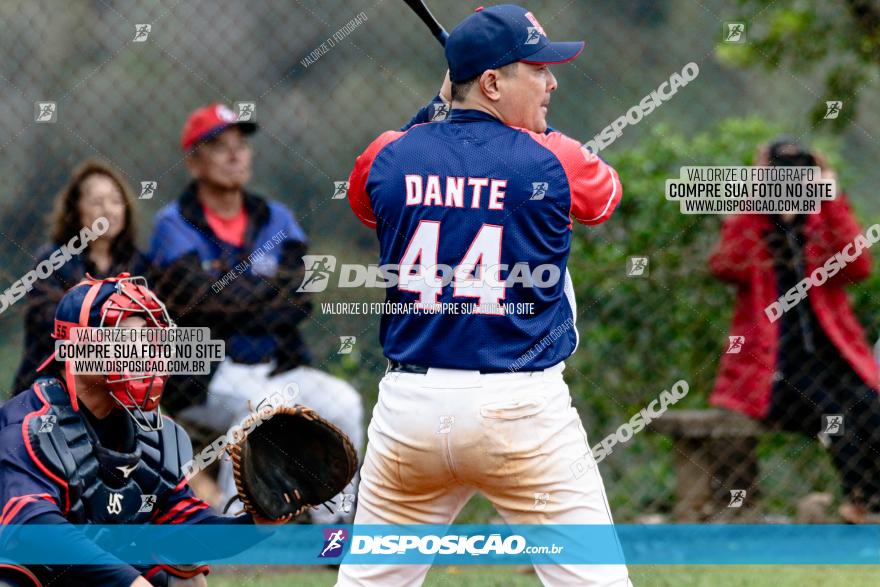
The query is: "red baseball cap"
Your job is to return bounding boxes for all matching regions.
[180,103,258,151]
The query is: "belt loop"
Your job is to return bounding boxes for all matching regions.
[385,360,392,375]
[538,361,559,381]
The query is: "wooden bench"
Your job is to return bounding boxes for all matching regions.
[649,409,765,521]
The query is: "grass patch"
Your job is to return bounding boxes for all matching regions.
[207,565,880,586]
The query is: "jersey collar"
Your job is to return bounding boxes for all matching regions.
[448,108,503,124]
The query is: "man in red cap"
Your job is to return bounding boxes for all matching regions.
[148,104,363,522]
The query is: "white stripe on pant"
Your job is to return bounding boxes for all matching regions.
[336,362,632,586]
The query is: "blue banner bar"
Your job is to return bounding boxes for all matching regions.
[1,525,878,565]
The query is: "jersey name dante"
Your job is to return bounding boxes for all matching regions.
[403,175,508,210]
[348,108,621,371]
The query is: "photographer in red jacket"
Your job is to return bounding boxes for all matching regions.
[709,137,880,523]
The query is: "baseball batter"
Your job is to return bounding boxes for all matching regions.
[339,5,630,586]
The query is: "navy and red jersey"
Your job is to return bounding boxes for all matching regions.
[348,105,622,371]
[0,386,244,586]
[0,388,218,527]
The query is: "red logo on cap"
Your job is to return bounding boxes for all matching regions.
[180,103,247,151]
[524,11,546,36]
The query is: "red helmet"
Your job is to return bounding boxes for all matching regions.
[38,273,175,431]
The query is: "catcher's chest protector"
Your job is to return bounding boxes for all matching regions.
[25,378,190,524]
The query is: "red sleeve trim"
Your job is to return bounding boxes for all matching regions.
[522,130,622,225]
[347,131,406,228]
[0,494,21,523]
[2,497,37,526]
[0,564,42,586]
[169,501,210,524]
[0,493,57,525]
[1,496,35,525]
[21,383,70,514]
[153,496,209,524]
[144,564,210,580]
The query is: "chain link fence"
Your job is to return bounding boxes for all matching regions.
[2,0,880,528]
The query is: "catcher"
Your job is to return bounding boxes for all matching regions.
[0,274,356,586]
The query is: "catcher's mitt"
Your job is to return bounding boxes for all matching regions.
[228,404,358,524]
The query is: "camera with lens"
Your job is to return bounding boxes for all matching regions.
[768,136,816,167]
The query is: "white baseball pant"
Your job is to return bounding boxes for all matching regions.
[336,362,632,586]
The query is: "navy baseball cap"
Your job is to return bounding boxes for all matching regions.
[445,5,584,83]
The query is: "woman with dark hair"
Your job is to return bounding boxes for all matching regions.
[12,159,148,392]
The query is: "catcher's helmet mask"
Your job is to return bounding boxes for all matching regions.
[37,273,176,432]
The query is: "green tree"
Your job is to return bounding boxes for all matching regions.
[717,0,880,129]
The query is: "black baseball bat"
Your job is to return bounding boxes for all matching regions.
[402,0,449,47]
